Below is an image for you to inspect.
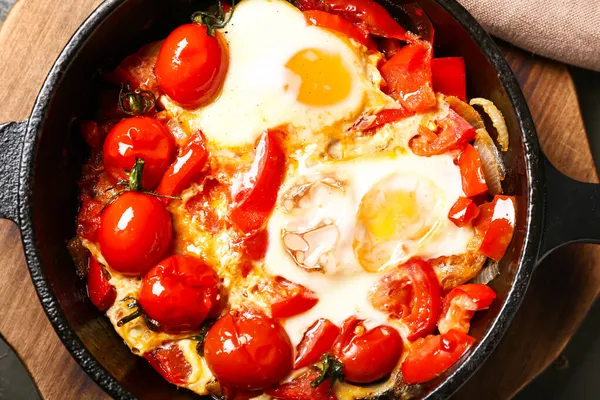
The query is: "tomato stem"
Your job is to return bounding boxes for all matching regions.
[190,319,215,356]
[118,83,156,116]
[191,0,235,37]
[310,353,345,393]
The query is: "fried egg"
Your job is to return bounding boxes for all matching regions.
[265,151,474,345]
[161,0,390,149]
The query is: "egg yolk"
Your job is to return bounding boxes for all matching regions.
[354,178,441,272]
[285,48,352,107]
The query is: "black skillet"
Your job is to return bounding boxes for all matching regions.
[0,0,599,398]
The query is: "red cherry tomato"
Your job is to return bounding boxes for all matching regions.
[204,309,293,390]
[230,130,287,233]
[438,284,496,335]
[432,57,466,101]
[105,41,162,95]
[155,24,229,108]
[370,259,442,340]
[474,195,516,261]
[448,197,480,227]
[379,42,436,112]
[354,107,416,133]
[333,317,403,383]
[269,276,319,319]
[103,117,175,190]
[76,198,103,242]
[87,257,116,312]
[296,0,410,41]
[401,329,475,384]
[266,369,337,400]
[294,319,341,369]
[156,130,209,198]
[304,10,376,50]
[458,144,488,197]
[144,344,192,385]
[409,108,476,156]
[138,255,221,332]
[98,191,172,275]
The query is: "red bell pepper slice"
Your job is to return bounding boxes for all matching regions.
[437,284,496,334]
[76,198,103,242]
[474,195,516,261]
[379,42,436,113]
[432,57,467,101]
[87,257,116,312]
[105,41,162,95]
[448,197,480,227]
[304,10,376,50]
[458,144,488,197]
[294,318,341,369]
[230,130,287,233]
[144,345,192,385]
[409,108,476,156]
[296,0,410,41]
[269,276,319,319]
[402,3,434,44]
[156,130,209,198]
[265,369,337,400]
[354,107,416,133]
[370,259,442,340]
[401,329,475,384]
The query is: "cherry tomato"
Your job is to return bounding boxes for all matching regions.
[333,317,403,383]
[103,117,175,190]
[370,259,441,340]
[230,130,287,233]
[268,276,319,319]
[155,24,228,108]
[105,41,162,95]
[76,198,103,242]
[294,319,341,369]
[266,369,337,400]
[401,329,475,384]
[379,42,436,112]
[304,10,376,50]
[139,255,221,332]
[409,108,476,156]
[156,130,209,198]
[87,257,116,312]
[458,144,488,197]
[448,197,480,227]
[144,344,192,385]
[204,309,293,390]
[296,0,410,41]
[474,195,516,261]
[353,107,416,133]
[438,284,496,335]
[432,57,466,101]
[98,191,172,275]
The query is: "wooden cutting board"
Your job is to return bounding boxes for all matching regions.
[0,1,598,399]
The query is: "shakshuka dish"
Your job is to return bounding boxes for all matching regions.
[70,0,516,398]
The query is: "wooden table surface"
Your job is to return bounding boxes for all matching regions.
[0,1,599,399]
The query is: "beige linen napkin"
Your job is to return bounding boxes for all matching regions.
[457,0,600,71]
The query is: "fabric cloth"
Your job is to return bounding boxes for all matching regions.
[457,0,600,71]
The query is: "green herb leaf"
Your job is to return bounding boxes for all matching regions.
[128,157,145,192]
[310,354,345,392]
[191,319,215,356]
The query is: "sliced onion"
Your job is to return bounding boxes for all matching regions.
[446,96,485,130]
[474,128,506,196]
[472,260,500,285]
[470,98,509,151]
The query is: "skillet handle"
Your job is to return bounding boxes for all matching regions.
[538,154,600,262]
[0,121,27,223]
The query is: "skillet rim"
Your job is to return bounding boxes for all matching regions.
[16,0,544,398]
